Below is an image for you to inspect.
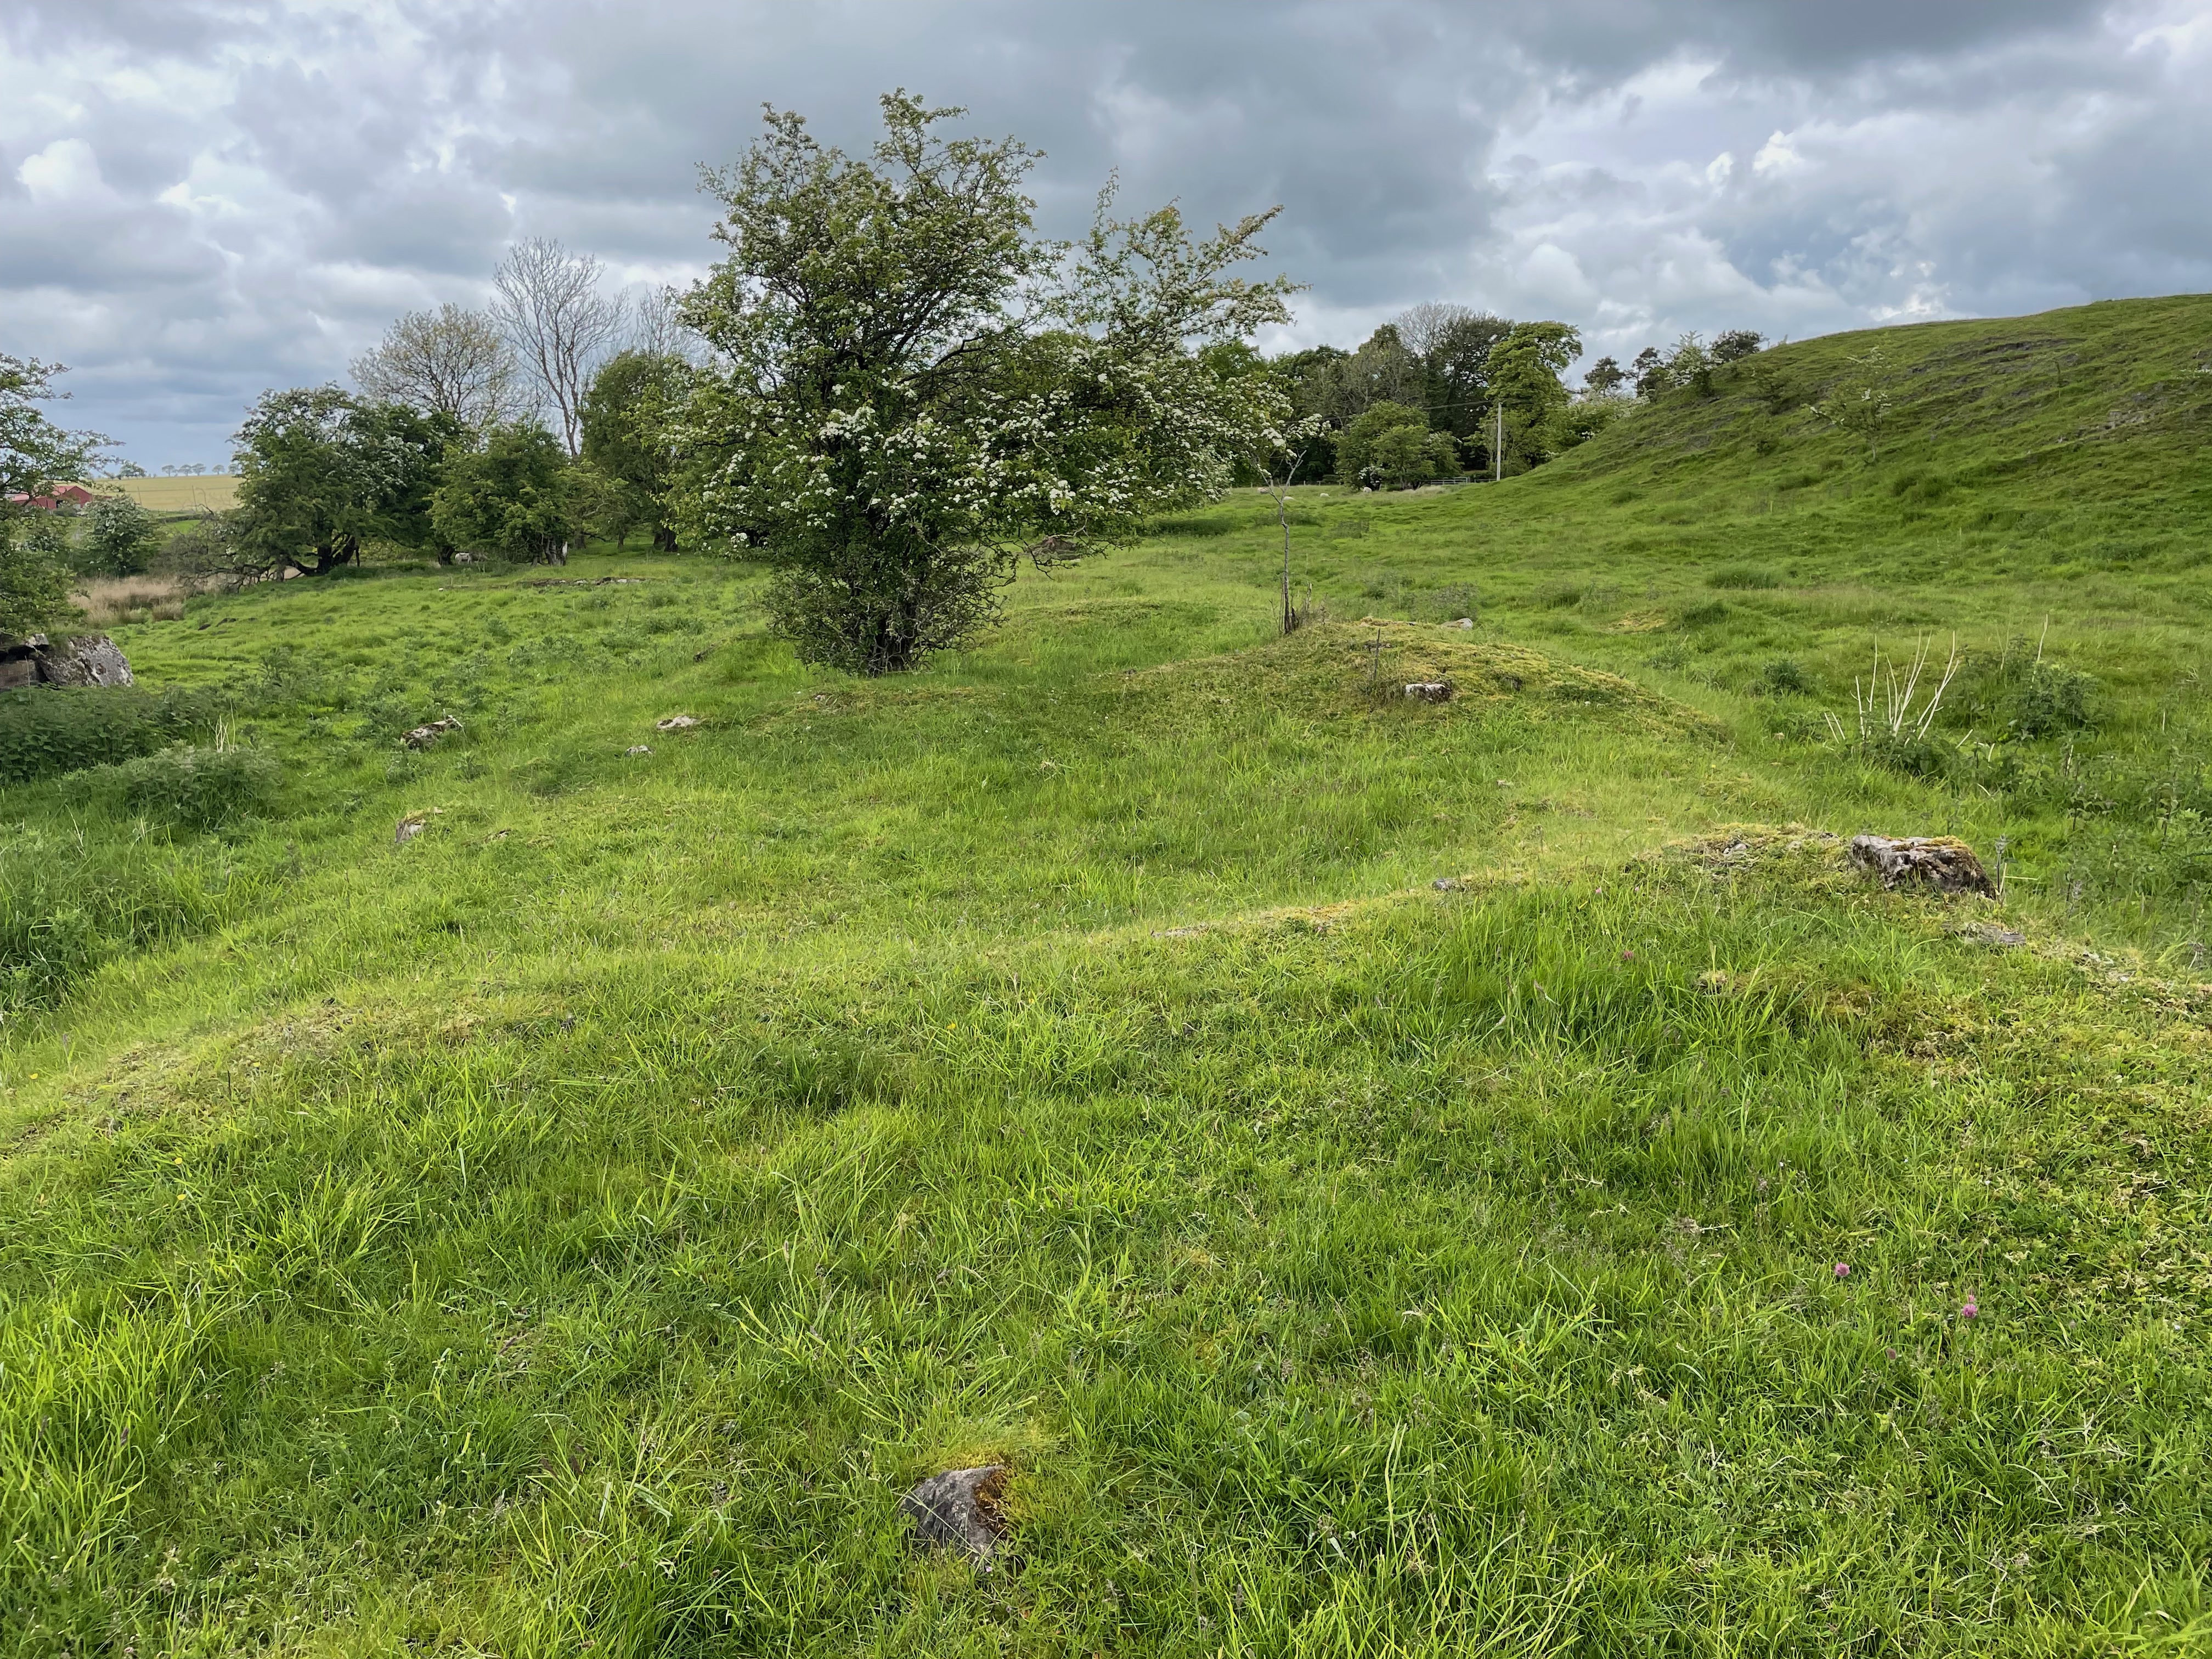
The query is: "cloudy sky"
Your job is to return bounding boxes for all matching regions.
[5,0,2209,467]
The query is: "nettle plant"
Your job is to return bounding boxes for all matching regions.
[678,92,1299,674]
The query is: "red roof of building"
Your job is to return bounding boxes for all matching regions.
[5,485,95,511]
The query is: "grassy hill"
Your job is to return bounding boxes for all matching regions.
[2,296,2209,1654]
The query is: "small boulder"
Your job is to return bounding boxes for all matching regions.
[625,744,652,757]
[1847,834,1996,898]
[900,1465,1007,1564]
[394,815,428,847]
[655,714,701,732]
[402,715,463,749]
[1452,618,1474,629]
[1403,681,1454,703]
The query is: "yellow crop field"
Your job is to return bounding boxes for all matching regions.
[106,474,241,514]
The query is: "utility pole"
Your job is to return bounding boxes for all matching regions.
[1494,404,1503,483]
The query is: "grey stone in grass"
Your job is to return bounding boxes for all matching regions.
[625,744,652,757]
[1960,922,2027,948]
[656,714,701,732]
[901,1465,1007,1564]
[402,715,462,749]
[1847,834,1996,898]
[1403,681,1453,703]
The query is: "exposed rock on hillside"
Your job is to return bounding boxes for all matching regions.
[402,715,462,749]
[0,634,134,690]
[901,1465,1007,1564]
[1848,834,1997,897]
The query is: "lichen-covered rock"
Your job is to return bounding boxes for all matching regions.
[402,715,463,749]
[900,1465,1007,1564]
[1403,681,1454,703]
[1847,834,1996,897]
[48,636,135,687]
[0,634,133,689]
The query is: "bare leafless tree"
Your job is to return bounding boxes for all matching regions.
[1392,301,1513,441]
[625,283,707,364]
[490,238,626,455]
[351,303,524,430]
[1392,301,1486,360]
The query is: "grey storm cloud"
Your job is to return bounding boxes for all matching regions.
[2,0,2207,464]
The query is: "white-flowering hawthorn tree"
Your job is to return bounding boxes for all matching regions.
[677,92,1299,674]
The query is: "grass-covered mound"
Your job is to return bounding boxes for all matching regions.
[1116,620,1709,737]
[3,293,2210,1652]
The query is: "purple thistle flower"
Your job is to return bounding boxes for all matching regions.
[1834,1263,1850,1278]
[1960,1299,1978,1320]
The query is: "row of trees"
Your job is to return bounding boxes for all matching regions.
[1583,328,1768,400]
[1268,309,1592,485]
[210,352,681,581]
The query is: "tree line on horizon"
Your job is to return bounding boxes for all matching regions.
[4,93,1778,675]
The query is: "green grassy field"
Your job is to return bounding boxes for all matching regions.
[3,296,2210,1654]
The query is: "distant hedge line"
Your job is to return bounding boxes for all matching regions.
[0,686,226,784]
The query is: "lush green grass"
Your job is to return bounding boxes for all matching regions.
[2,295,2210,1654]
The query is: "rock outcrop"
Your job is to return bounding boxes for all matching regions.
[1847,834,1996,897]
[402,715,463,749]
[900,1465,1008,1564]
[0,634,135,690]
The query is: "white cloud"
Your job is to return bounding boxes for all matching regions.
[18,138,112,204]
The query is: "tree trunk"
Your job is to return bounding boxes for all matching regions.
[302,535,357,577]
